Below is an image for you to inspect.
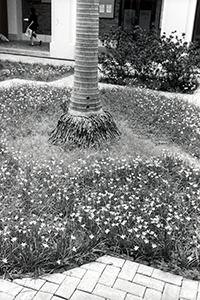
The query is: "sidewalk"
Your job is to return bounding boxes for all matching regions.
[0,255,199,300]
[0,52,74,66]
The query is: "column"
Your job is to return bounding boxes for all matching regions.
[50,0,76,60]
[161,0,198,43]
[7,0,22,40]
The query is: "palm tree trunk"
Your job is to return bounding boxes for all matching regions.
[50,0,120,148]
[69,0,102,115]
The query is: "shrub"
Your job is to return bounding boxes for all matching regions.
[188,41,200,69]
[0,60,74,82]
[99,27,199,93]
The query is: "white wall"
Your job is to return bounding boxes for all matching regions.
[161,0,197,42]
[50,0,76,60]
[7,0,22,40]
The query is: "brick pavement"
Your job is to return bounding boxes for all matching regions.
[0,255,199,300]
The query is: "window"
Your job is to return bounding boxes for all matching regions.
[99,0,115,18]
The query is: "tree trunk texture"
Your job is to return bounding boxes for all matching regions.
[49,0,120,148]
[69,0,101,115]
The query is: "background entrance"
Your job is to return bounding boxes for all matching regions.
[120,0,158,31]
[0,0,8,39]
[193,0,200,44]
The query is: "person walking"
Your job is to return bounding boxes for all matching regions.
[25,7,42,46]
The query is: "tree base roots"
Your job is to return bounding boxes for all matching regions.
[49,110,121,148]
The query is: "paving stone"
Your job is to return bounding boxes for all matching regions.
[137,264,154,277]
[55,275,80,299]
[33,291,53,300]
[13,278,46,290]
[180,278,199,300]
[162,283,181,300]
[98,265,121,287]
[152,269,183,286]
[125,294,143,300]
[80,262,106,273]
[40,281,59,294]
[144,288,162,300]
[2,255,200,300]
[15,288,37,300]
[133,274,164,292]
[63,267,87,279]
[41,273,66,285]
[96,255,125,268]
[51,296,64,300]
[0,292,15,300]
[118,260,139,281]
[71,290,106,300]
[0,279,23,295]
[77,269,101,292]
[93,283,126,300]
[114,278,145,298]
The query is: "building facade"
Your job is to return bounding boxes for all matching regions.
[0,0,199,60]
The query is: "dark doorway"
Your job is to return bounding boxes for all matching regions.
[0,0,8,38]
[193,0,200,44]
[22,0,51,35]
[119,0,157,31]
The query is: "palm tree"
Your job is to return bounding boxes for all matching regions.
[50,0,120,148]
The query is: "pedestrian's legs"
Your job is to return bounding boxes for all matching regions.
[33,31,42,45]
[30,31,42,46]
[30,33,34,46]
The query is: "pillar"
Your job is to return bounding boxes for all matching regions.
[160,0,198,43]
[7,0,22,40]
[50,0,76,60]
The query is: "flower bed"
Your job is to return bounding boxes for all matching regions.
[0,60,73,82]
[0,146,200,279]
[0,84,200,279]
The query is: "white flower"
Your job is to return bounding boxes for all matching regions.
[187,255,193,262]
[29,220,37,225]
[11,237,17,243]
[134,246,139,251]
[2,258,8,264]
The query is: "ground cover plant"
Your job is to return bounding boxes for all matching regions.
[1,83,200,280]
[0,60,74,82]
[101,87,200,159]
[99,28,200,93]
